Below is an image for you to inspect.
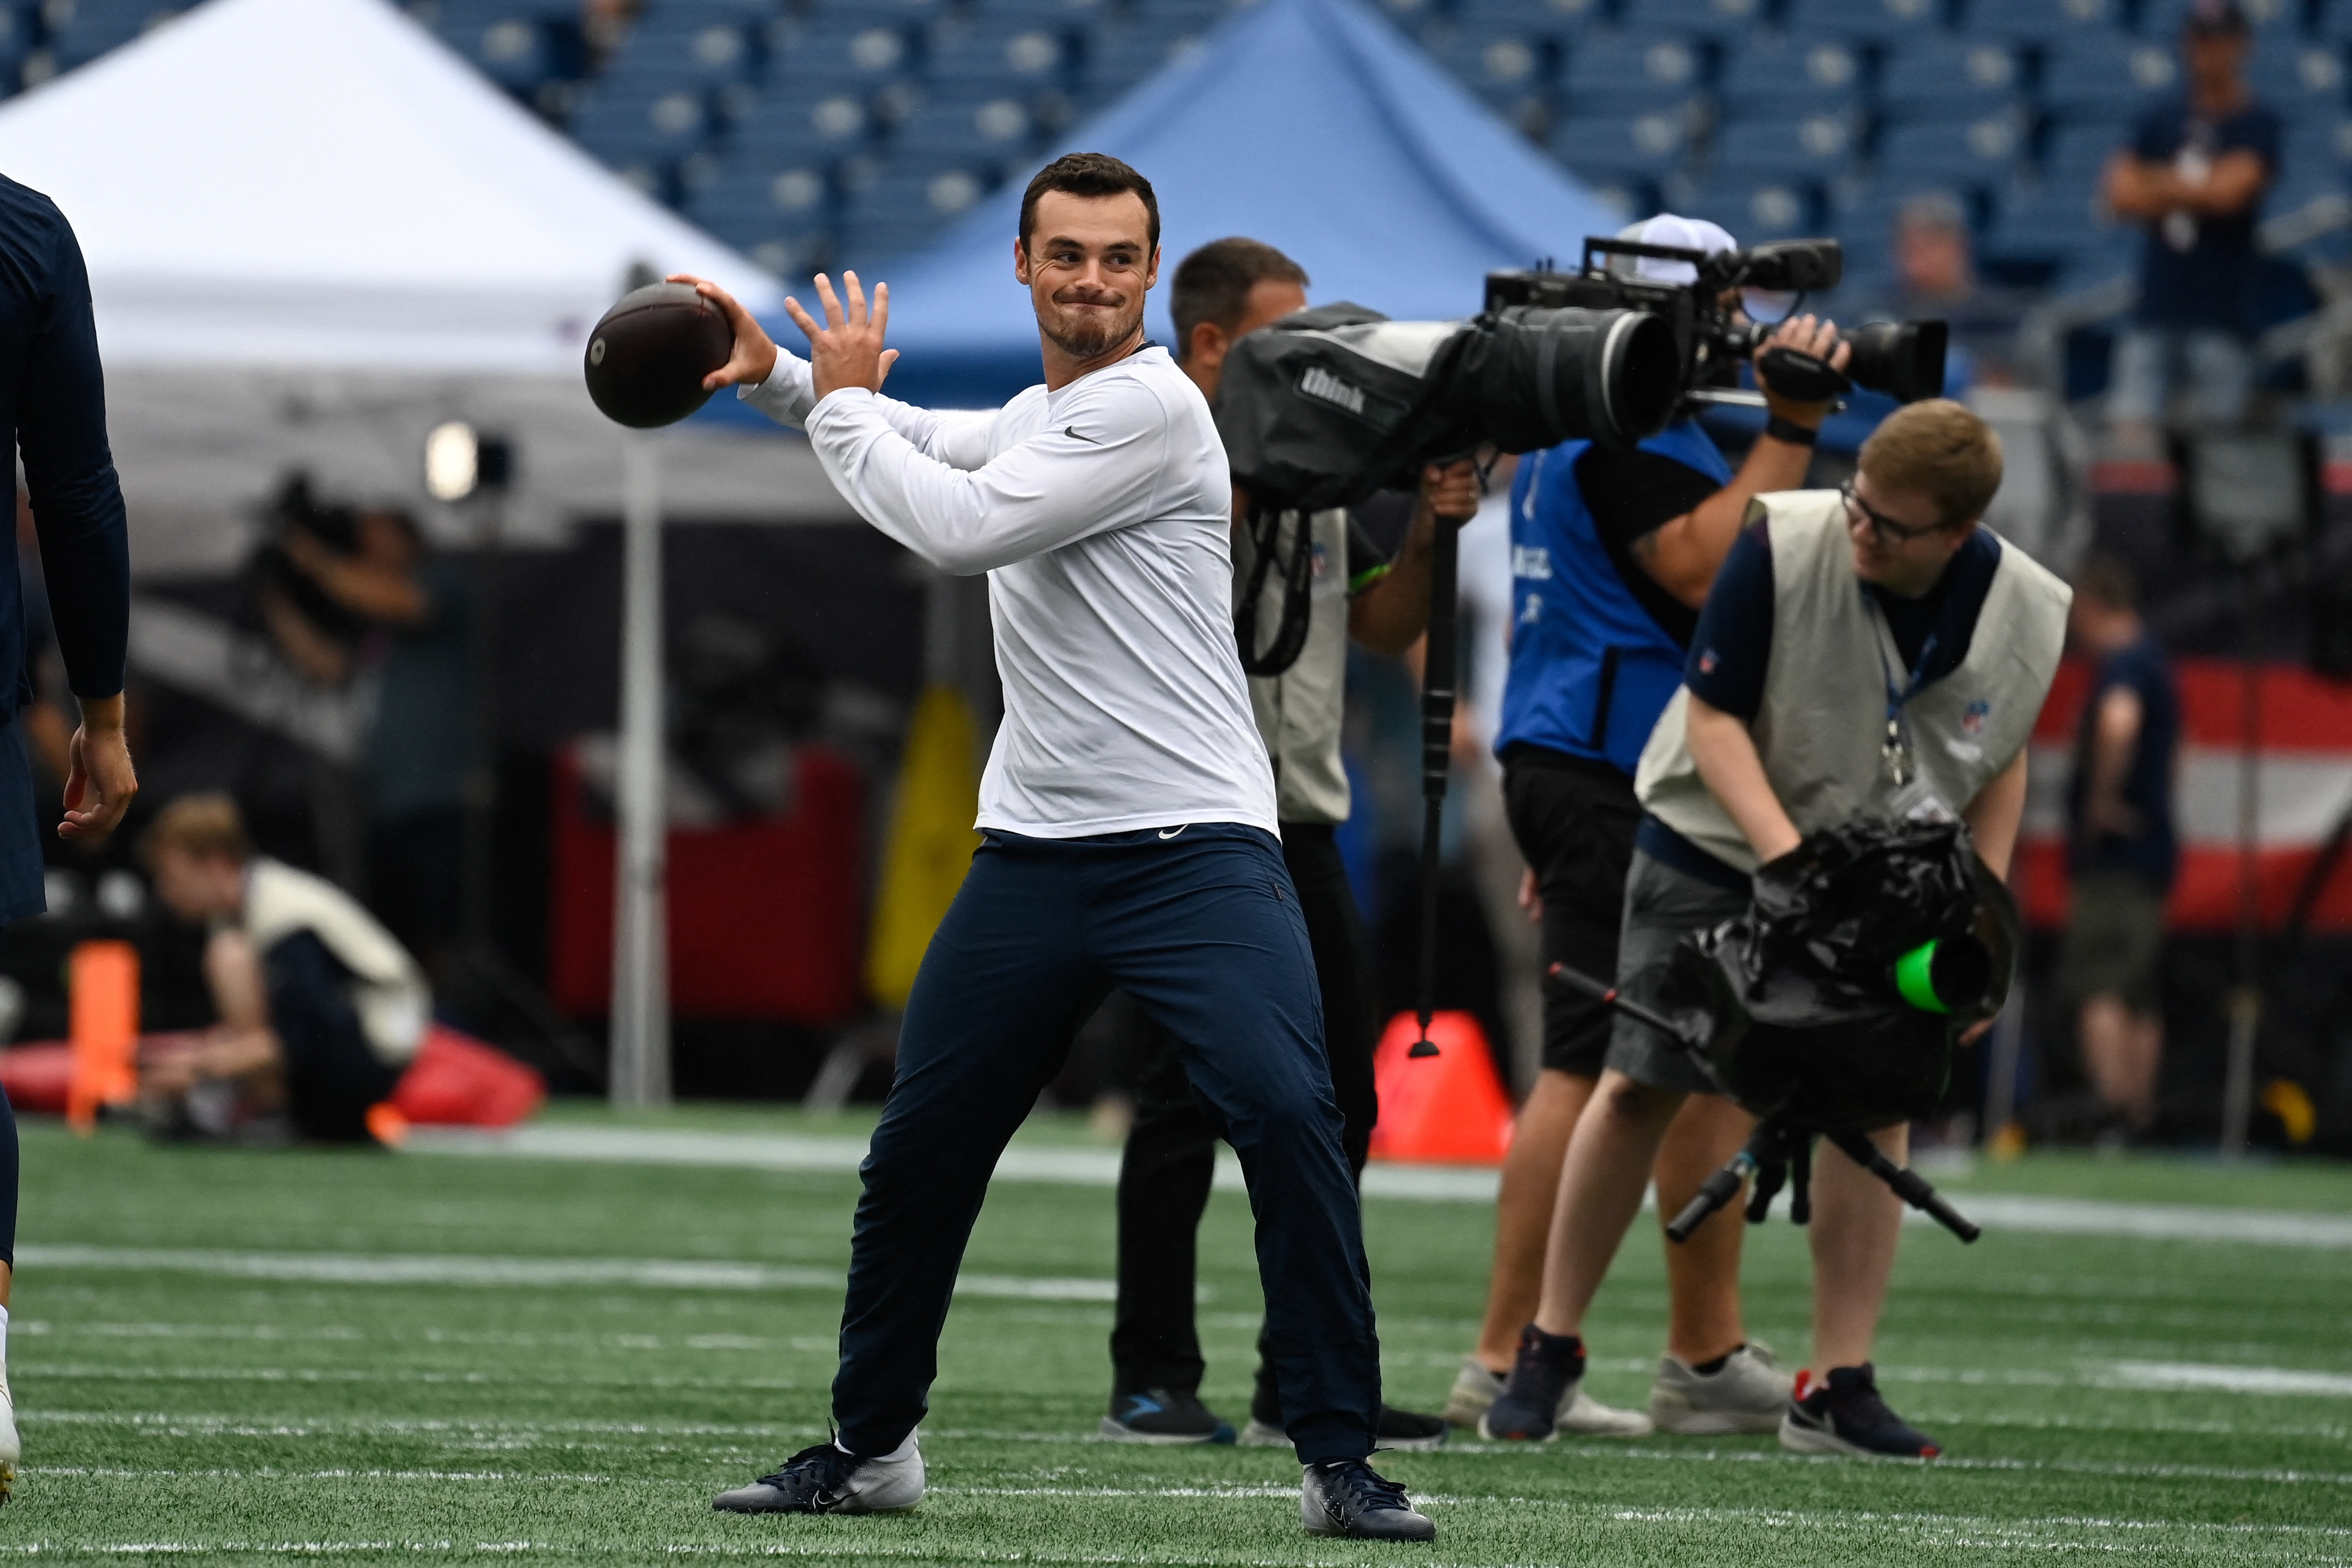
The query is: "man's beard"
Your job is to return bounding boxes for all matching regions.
[1039,295,1139,360]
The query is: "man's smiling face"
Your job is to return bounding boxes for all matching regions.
[1016,189,1160,362]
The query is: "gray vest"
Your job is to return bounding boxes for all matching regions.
[1636,490,2071,872]
[1235,508,1353,826]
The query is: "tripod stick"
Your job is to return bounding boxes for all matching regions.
[1408,521,1461,1059]
[1823,1129,1982,1242]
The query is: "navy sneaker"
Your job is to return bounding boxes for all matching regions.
[1476,1324,1584,1441]
[1301,1458,1436,1542]
[1101,1388,1235,1444]
[1779,1364,1941,1459]
[712,1437,925,1513]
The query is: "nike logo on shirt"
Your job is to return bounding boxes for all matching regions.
[1063,426,1097,443]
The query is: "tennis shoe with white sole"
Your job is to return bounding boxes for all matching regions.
[1779,1364,1941,1459]
[1301,1458,1435,1542]
[0,1361,18,1501]
[1478,1325,1585,1441]
[712,1436,924,1514]
[1649,1342,1791,1435]
[1445,1355,1649,1436]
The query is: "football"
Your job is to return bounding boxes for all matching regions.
[583,282,735,429]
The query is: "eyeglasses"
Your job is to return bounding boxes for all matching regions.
[1841,480,1947,546]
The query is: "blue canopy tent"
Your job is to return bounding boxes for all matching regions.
[745,0,1631,411]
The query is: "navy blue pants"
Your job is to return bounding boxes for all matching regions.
[833,824,1381,1464]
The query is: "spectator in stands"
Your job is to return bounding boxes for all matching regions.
[139,793,428,1145]
[2058,556,2179,1140]
[2102,0,2279,447]
[1857,192,2024,388]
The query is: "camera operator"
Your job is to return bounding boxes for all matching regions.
[1483,397,2066,1456]
[1101,237,1472,1451]
[1449,216,1849,1439]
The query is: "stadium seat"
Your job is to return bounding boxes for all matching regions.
[1454,0,1604,36]
[684,160,833,270]
[799,0,946,18]
[432,10,578,93]
[765,19,919,93]
[1558,32,1707,118]
[889,92,1036,168]
[2043,120,2132,186]
[1685,175,1819,241]
[49,0,188,70]
[2140,0,2295,36]
[1874,115,2024,188]
[1717,33,1863,119]
[1960,0,2122,45]
[1708,112,1859,181]
[2249,37,2348,122]
[2038,33,2180,122]
[1875,38,2021,122]
[2283,117,2352,183]
[1421,23,1554,126]
[598,16,758,91]
[972,0,1112,21]
[1979,174,2115,268]
[1618,0,1766,40]
[1081,19,1210,98]
[1780,0,1945,45]
[927,23,1070,91]
[837,170,994,265]
[729,89,873,162]
[569,83,713,166]
[1551,110,1689,180]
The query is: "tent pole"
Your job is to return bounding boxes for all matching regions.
[610,431,670,1109]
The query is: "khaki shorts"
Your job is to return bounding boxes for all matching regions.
[2057,869,2167,1014]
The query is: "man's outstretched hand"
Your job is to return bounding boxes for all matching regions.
[670,274,783,392]
[60,692,135,843]
[781,272,898,401]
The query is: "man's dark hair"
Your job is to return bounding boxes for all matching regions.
[2074,552,2141,613]
[1170,238,1309,363]
[1018,152,1159,256]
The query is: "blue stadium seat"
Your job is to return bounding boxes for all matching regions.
[729,89,873,162]
[1960,0,2121,44]
[2319,0,2352,44]
[765,19,918,93]
[836,171,994,265]
[1455,0,1604,37]
[1875,115,2024,188]
[1422,24,1554,119]
[600,16,758,90]
[2283,117,2352,183]
[2139,0,2295,36]
[50,0,188,70]
[1551,111,1690,180]
[971,0,1112,21]
[2043,120,2132,185]
[1618,0,1766,40]
[799,0,946,19]
[1979,174,2115,267]
[927,24,1070,91]
[1875,38,2021,121]
[570,83,713,165]
[684,160,833,265]
[1709,112,1860,181]
[889,92,1037,167]
[1780,0,1945,45]
[2249,38,2348,121]
[0,5,32,83]
[1558,32,1707,117]
[1081,19,1210,97]
[435,11,576,92]
[1828,179,1979,265]
[1684,176,1820,242]
[2038,33,2179,122]
[1718,34,1863,118]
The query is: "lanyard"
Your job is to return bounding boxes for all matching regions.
[1866,587,1938,788]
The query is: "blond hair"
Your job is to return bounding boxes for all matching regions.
[141,792,251,866]
[1859,398,2003,529]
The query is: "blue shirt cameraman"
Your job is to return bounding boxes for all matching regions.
[1449,216,1853,1440]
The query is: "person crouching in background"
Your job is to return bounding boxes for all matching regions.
[139,793,427,1144]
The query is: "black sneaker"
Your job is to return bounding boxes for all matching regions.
[712,1438,925,1513]
[1101,1388,1235,1444]
[1779,1364,1941,1459]
[1476,1324,1583,1441]
[1301,1458,1436,1542]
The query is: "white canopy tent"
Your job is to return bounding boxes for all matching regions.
[0,0,850,571]
[0,0,848,1100]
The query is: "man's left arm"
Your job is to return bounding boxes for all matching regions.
[1350,461,1480,655]
[1962,749,2030,881]
[18,217,134,842]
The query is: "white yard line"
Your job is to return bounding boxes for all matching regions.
[403,1124,2352,1248]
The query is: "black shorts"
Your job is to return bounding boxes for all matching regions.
[1502,746,1641,1078]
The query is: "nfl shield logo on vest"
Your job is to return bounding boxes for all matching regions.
[1960,699,1990,737]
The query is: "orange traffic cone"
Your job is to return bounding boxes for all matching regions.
[1367,1010,1514,1165]
[66,939,139,1134]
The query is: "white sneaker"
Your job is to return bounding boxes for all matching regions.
[1448,1353,1652,1437]
[712,1434,922,1514]
[0,1361,21,1499]
[1648,1342,1792,1436]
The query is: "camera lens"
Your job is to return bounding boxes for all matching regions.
[1843,320,1948,404]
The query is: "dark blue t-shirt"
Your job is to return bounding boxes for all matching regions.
[2128,96,2282,333]
[1684,519,2002,722]
[2066,633,2180,892]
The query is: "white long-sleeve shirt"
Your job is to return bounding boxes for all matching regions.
[743,345,1278,838]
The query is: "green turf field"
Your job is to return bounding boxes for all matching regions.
[6,1109,2350,1564]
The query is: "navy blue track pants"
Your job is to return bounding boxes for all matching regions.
[831,823,1381,1464]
